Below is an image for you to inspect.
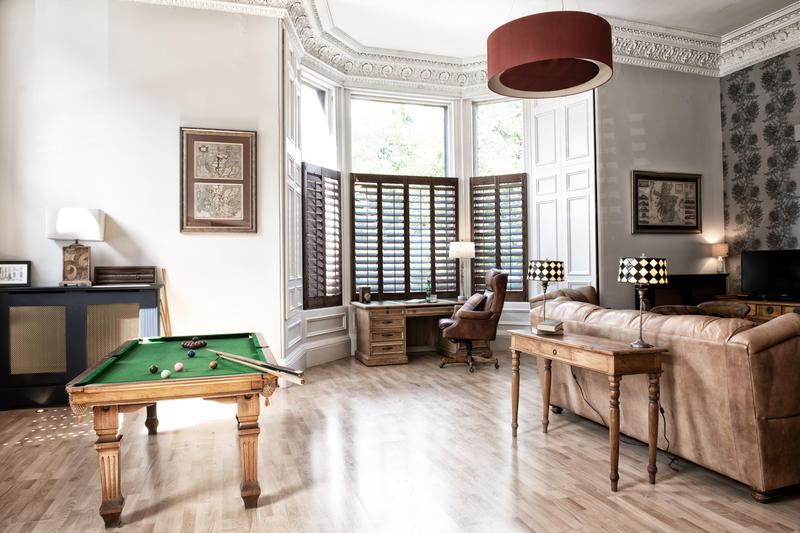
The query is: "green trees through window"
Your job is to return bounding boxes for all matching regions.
[475,100,524,176]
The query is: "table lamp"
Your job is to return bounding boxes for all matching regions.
[711,243,729,274]
[618,254,668,348]
[46,208,106,287]
[528,259,565,334]
[449,241,475,302]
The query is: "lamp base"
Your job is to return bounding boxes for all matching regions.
[458,295,467,302]
[629,337,653,349]
[61,243,92,287]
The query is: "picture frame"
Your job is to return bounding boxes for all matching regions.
[631,170,701,234]
[180,127,257,233]
[0,261,32,287]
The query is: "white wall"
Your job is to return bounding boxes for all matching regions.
[0,0,285,353]
[595,64,725,309]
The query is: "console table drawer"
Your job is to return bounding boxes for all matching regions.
[757,304,781,318]
[782,305,800,316]
[371,330,404,342]
[371,317,404,329]
[405,306,452,317]
[370,342,404,355]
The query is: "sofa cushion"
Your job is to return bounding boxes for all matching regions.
[698,301,751,318]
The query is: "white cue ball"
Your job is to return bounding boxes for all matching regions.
[160,369,171,379]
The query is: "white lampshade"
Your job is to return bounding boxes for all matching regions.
[449,241,475,259]
[46,208,106,241]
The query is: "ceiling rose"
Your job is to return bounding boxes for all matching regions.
[487,11,614,98]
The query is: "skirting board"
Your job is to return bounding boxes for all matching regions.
[306,336,351,367]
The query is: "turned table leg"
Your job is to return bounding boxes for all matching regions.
[145,403,158,435]
[542,358,552,434]
[609,375,621,492]
[511,350,520,437]
[237,394,261,508]
[648,372,661,484]
[93,405,124,527]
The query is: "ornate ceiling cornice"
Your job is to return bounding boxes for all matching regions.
[128,0,800,89]
[720,2,800,76]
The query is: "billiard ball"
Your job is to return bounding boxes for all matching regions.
[174,362,184,372]
[149,365,158,374]
[192,336,199,341]
[161,369,171,379]
[209,361,218,369]
[187,349,196,358]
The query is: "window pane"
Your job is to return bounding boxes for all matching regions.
[301,84,336,168]
[475,100,523,176]
[351,99,446,177]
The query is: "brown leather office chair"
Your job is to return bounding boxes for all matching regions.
[438,269,508,373]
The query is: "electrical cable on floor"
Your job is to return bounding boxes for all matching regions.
[570,367,680,465]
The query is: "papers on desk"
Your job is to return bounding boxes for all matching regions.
[406,298,427,303]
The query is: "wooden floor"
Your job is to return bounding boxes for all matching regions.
[1,351,799,532]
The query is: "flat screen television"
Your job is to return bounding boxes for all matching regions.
[741,249,800,300]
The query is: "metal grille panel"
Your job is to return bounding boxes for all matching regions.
[9,306,66,375]
[86,304,139,367]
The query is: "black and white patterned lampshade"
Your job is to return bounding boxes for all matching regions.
[528,259,565,282]
[618,256,668,285]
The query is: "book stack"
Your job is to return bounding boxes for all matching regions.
[534,320,564,335]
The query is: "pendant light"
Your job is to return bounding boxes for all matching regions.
[487,10,613,98]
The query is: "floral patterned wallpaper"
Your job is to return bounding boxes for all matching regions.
[721,50,800,291]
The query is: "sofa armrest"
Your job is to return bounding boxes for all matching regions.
[456,310,492,320]
[729,313,800,353]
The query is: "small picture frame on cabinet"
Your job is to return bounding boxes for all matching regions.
[359,286,371,303]
[0,261,32,287]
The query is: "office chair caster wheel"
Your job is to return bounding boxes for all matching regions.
[495,363,500,369]
[439,362,444,368]
[469,366,474,373]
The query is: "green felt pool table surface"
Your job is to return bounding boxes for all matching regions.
[78,333,268,385]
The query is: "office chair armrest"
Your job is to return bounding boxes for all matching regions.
[455,310,492,320]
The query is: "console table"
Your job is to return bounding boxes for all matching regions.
[0,284,161,409]
[715,295,800,324]
[509,329,665,492]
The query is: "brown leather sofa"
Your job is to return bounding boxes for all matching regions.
[529,291,800,501]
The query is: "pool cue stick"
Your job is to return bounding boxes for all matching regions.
[207,349,304,377]
[161,268,173,336]
[206,350,305,385]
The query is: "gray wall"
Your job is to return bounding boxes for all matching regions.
[721,50,800,292]
[595,64,725,309]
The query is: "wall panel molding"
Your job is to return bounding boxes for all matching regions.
[130,0,800,85]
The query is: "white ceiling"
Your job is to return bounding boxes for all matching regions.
[322,0,797,58]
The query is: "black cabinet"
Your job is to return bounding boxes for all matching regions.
[0,285,160,409]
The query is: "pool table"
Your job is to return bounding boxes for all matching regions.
[65,332,295,528]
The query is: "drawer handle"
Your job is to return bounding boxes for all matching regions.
[552,348,557,356]
[381,333,393,337]
[767,306,775,314]
[381,320,392,324]
[382,346,393,351]
[795,309,800,314]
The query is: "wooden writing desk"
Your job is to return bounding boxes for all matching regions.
[509,329,665,492]
[351,300,458,366]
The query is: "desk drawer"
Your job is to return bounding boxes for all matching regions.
[406,306,453,317]
[782,305,800,316]
[370,342,404,355]
[371,330,404,342]
[757,304,781,318]
[371,317,404,329]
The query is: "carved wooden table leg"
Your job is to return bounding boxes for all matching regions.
[511,349,520,437]
[237,394,261,508]
[145,403,158,435]
[647,372,661,484]
[93,405,124,527]
[542,358,552,434]
[609,375,621,492]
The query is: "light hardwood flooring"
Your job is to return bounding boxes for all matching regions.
[1,352,799,532]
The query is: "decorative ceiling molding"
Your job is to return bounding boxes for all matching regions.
[720,2,800,76]
[128,0,800,88]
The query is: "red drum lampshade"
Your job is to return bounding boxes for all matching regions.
[487,11,613,98]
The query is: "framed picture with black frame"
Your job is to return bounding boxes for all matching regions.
[631,170,701,234]
[0,261,32,287]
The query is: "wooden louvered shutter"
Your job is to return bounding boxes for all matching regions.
[352,174,459,300]
[302,163,342,309]
[470,173,528,301]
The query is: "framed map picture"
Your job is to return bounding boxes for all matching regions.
[631,171,701,234]
[180,127,256,233]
